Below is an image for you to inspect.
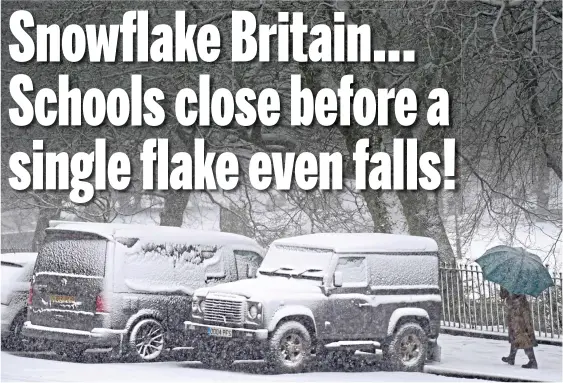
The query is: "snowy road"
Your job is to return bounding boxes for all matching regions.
[1,334,561,382]
[0,351,485,383]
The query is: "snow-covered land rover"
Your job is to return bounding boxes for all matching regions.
[23,221,264,361]
[185,233,441,373]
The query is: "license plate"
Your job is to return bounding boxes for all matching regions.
[207,327,232,338]
[50,295,75,304]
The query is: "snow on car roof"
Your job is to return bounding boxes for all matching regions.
[47,221,263,251]
[272,233,438,254]
[1,252,38,265]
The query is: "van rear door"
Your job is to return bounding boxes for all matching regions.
[29,231,108,331]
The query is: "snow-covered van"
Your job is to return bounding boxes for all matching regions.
[185,233,441,373]
[22,221,264,361]
[1,252,37,350]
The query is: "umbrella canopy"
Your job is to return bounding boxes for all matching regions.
[475,245,554,297]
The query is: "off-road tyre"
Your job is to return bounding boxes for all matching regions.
[266,321,312,374]
[383,322,428,372]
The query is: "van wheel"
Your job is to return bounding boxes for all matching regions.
[267,321,312,373]
[383,323,428,372]
[128,319,165,362]
[197,341,236,370]
[2,312,26,351]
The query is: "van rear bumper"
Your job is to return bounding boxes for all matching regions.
[22,321,124,347]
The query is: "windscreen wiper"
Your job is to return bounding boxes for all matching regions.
[294,268,323,278]
[260,266,294,276]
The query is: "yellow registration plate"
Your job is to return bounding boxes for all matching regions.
[50,295,75,304]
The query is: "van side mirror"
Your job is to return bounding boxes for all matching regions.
[333,271,343,287]
[247,265,257,279]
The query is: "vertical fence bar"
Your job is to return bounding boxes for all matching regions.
[456,264,463,328]
[501,284,506,333]
[463,264,472,328]
[536,290,542,337]
[531,294,537,336]
[439,262,446,327]
[476,268,486,331]
[471,265,478,330]
[493,282,500,332]
[555,273,563,338]
[542,288,548,339]
[445,263,452,326]
[487,280,494,332]
[547,287,555,338]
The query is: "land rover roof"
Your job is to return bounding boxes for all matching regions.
[272,233,438,254]
[46,220,264,252]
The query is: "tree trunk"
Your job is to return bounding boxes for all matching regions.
[32,206,62,251]
[454,204,463,259]
[396,190,455,262]
[159,192,190,227]
[535,154,551,220]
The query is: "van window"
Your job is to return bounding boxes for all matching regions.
[35,232,107,277]
[123,241,223,293]
[234,250,262,279]
[335,257,368,287]
[368,254,438,286]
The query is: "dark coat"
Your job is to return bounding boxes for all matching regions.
[501,289,538,349]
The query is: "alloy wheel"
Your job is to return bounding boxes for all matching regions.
[133,320,164,361]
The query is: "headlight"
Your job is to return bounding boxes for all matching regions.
[192,297,203,313]
[248,305,258,319]
[247,302,262,321]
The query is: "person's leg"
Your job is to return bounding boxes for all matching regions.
[502,345,517,365]
[522,348,538,369]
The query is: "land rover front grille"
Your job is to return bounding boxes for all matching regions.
[202,298,244,324]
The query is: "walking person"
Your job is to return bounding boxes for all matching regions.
[500,287,538,369]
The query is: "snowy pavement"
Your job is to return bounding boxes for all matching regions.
[1,334,561,382]
[426,334,562,382]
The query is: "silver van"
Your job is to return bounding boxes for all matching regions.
[186,233,441,373]
[23,221,264,361]
[1,252,37,350]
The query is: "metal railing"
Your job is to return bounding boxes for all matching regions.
[439,262,563,340]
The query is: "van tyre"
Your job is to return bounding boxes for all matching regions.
[267,321,312,373]
[383,323,428,372]
[2,312,26,351]
[128,318,165,362]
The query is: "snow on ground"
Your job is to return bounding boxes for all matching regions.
[0,351,487,383]
[2,334,561,382]
[426,334,562,382]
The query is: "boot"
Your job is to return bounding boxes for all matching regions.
[502,346,517,365]
[522,348,538,369]
[522,360,538,369]
[502,356,515,365]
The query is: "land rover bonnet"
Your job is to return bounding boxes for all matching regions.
[29,230,108,331]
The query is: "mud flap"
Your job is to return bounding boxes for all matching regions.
[427,341,441,362]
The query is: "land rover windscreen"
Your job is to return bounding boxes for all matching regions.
[257,245,334,282]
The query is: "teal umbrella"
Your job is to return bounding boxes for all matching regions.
[475,245,554,297]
